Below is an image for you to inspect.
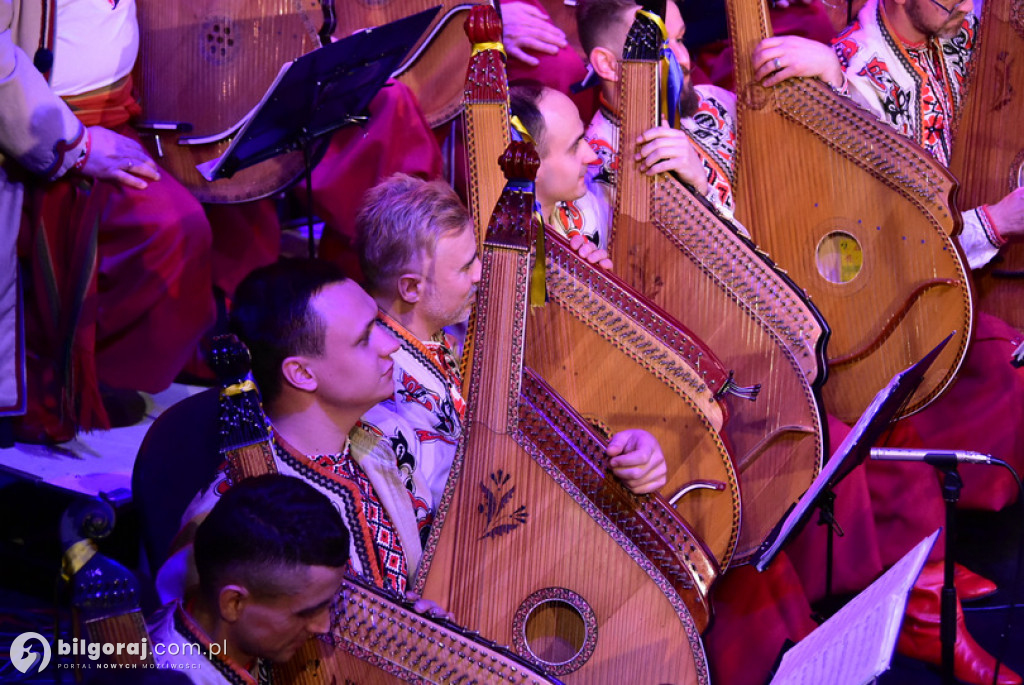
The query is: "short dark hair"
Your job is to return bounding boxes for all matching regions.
[509,82,548,150]
[229,259,347,407]
[576,0,638,58]
[194,474,350,601]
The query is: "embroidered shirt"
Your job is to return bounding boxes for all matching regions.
[832,0,1003,268]
[149,601,272,685]
[366,312,467,521]
[156,422,424,603]
[271,435,409,593]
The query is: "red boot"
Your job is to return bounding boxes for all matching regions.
[954,564,998,602]
[897,560,1021,685]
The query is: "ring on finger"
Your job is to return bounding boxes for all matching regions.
[773,57,782,70]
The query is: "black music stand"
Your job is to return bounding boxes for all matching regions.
[753,333,956,589]
[196,6,441,258]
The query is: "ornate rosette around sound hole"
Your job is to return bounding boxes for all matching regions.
[512,587,597,675]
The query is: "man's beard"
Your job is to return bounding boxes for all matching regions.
[935,12,967,38]
[906,0,965,40]
[679,80,700,120]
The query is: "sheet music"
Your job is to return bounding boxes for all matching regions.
[771,530,939,685]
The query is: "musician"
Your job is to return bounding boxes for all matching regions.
[563,1,1020,683]
[4,0,216,444]
[752,0,1024,273]
[149,474,349,682]
[157,259,430,602]
[814,6,1024,678]
[800,0,1024,527]
[510,79,857,685]
[355,173,669,519]
[1,0,88,429]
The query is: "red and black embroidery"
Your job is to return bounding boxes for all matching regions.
[833,21,864,68]
[378,313,466,429]
[174,604,269,685]
[274,440,408,594]
[687,90,738,211]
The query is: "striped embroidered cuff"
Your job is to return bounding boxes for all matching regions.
[977,205,1007,249]
[43,123,88,181]
[70,127,91,173]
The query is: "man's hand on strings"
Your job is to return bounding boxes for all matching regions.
[752,36,845,90]
[502,1,568,66]
[606,429,668,495]
[569,233,613,270]
[635,120,709,194]
[405,592,454,621]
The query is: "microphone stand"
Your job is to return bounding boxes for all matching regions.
[937,464,963,685]
[814,488,844,617]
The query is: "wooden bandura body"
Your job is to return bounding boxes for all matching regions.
[950,0,1024,330]
[459,7,741,568]
[417,142,711,683]
[610,9,828,563]
[278,575,561,684]
[135,0,323,202]
[526,229,742,568]
[727,0,974,423]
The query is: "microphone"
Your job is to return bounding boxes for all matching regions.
[869,447,994,466]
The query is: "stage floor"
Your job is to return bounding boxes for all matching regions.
[0,384,206,500]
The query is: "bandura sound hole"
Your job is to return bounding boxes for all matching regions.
[524,599,587,665]
[816,231,864,284]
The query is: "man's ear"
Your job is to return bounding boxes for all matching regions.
[218,584,249,624]
[281,356,317,393]
[397,273,424,305]
[591,46,620,83]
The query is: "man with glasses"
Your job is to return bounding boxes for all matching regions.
[824,2,1024,684]
[566,2,1022,684]
[832,0,1023,267]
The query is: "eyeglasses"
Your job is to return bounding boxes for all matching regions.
[926,0,966,15]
